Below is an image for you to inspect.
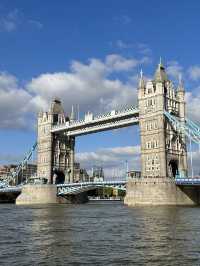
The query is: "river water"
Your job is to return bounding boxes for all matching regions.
[0,202,200,266]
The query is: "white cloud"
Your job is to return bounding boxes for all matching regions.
[27,54,142,117]
[0,9,43,33]
[185,91,200,122]
[0,72,31,129]
[188,66,200,81]
[116,40,130,49]
[137,43,152,55]
[0,54,144,129]
[76,145,141,178]
[28,19,43,30]
[114,15,132,25]
[0,9,20,32]
[166,61,183,79]
[106,54,139,71]
[187,150,200,176]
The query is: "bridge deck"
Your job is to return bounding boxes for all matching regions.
[1,179,200,197]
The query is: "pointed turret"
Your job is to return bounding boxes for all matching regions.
[154,58,168,82]
[138,69,146,99]
[49,98,64,114]
[177,74,184,92]
[177,73,185,106]
[138,69,145,89]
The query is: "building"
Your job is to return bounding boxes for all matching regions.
[73,162,89,183]
[0,165,13,180]
[0,164,37,184]
[92,166,104,182]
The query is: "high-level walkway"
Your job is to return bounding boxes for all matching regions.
[51,106,139,136]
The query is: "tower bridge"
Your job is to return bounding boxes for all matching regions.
[2,61,200,205]
[37,61,188,184]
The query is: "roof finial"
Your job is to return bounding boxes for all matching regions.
[159,56,162,66]
[139,69,145,89]
[154,58,167,82]
[178,73,184,91]
[140,69,143,78]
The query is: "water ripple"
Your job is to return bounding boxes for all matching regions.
[0,203,200,265]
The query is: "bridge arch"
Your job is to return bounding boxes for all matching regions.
[169,160,178,178]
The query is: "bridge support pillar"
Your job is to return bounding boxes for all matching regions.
[124,178,200,206]
[16,185,58,205]
[15,184,89,205]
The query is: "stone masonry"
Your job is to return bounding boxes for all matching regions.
[37,99,74,184]
[138,62,187,178]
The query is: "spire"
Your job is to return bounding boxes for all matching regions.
[140,69,143,78]
[49,97,64,114]
[138,68,145,89]
[178,73,184,92]
[70,105,75,121]
[154,59,168,82]
[159,56,162,65]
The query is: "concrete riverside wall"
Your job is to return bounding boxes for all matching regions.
[16,184,58,205]
[124,178,200,206]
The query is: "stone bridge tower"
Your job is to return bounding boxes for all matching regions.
[138,62,187,178]
[37,99,74,183]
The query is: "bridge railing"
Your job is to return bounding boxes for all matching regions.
[57,180,126,187]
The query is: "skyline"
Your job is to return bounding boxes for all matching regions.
[1,0,200,176]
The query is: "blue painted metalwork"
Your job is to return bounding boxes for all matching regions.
[175,178,200,186]
[164,111,200,144]
[57,180,126,195]
[0,186,22,193]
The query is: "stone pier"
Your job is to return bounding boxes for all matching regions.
[124,178,200,206]
[16,185,58,205]
[16,184,89,205]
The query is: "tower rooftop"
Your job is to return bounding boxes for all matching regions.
[154,61,168,82]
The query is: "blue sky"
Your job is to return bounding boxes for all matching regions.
[1,0,200,176]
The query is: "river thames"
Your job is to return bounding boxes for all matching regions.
[0,202,200,265]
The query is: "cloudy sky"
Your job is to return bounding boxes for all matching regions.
[0,0,200,177]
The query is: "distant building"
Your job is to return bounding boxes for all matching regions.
[127,170,141,178]
[92,166,104,182]
[74,162,89,182]
[0,165,13,180]
[0,164,37,184]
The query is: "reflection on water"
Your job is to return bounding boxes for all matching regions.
[0,202,200,265]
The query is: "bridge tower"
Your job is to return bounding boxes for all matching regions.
[37,99,74,183]
[138,62,187,178]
